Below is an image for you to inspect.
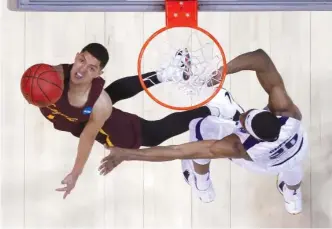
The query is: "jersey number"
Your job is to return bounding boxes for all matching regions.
[269,134,299,159]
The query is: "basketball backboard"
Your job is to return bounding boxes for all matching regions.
[8,0,332,12]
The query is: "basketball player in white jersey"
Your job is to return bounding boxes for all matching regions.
[99,48,308,215]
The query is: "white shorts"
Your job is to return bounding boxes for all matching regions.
[189,116,309,175]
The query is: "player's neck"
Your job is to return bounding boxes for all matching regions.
[68,81,92,96]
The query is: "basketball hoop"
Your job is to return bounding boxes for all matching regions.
[137,0,227,111]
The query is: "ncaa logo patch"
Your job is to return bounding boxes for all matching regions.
[83,106,92,115]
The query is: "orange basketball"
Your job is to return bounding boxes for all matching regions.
[21,63,64,107]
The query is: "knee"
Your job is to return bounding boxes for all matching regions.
[286,182,302,190]
[194,159,211,165]
[279,166,303,187]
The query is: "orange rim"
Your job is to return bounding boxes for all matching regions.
[137,26,227,111]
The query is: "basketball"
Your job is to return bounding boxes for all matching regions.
[21,63,64,107]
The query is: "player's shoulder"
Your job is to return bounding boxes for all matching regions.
[99,90,112,104]
[95,90,113,110]
[91,90,113,119]
[51,64,66,81]
[277,115,303,140]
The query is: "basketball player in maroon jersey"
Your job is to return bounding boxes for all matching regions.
[38,43,234,199]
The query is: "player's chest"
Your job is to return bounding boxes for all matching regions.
[46,96,93,123]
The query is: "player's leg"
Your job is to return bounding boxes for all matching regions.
[230,138,307,215]
[181,116,238,203]
[104,71,160,104]
[140,106,211,146]
[139,88,244,147]
[183,118,214,202]
[182,158,215,203]
[277,131,308,215]
[105,49,189,104]
[277,165,303,215]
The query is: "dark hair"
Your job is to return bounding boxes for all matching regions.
[81,43,109,69]
[252,112,281,141]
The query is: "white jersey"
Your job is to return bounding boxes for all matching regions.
[189,109,307,170]
[233,116,306,168]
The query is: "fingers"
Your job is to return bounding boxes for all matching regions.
[103,170,112,176]
[100,156,110,163]
[98,159,122,176]
[99,167,109,176]
[55,187,67,192]
[99,166,113,176]
[56,186,72,199]
[56,184,71,192]
[98,160,107,173]
[100,150,114,163]
[98,163,113,175]
[63,191,70,199]
[56,178,74,199]
[99,147,123,176]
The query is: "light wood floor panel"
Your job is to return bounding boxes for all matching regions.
[1,4,26,229]
[104,12,145,229]
[311,11,332,228]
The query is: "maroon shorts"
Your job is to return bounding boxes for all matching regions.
[90,108,142,149]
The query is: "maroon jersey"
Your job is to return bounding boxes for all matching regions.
[40,64,142,149]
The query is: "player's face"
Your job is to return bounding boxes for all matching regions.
[70,51,103,85]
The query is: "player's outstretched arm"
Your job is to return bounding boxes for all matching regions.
[99,135,247,175]
[215,49,301,120]
[71,91,113,175]
[127,135,246,161]
[221,49,285,94]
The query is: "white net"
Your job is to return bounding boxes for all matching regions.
[140,27,226,109]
